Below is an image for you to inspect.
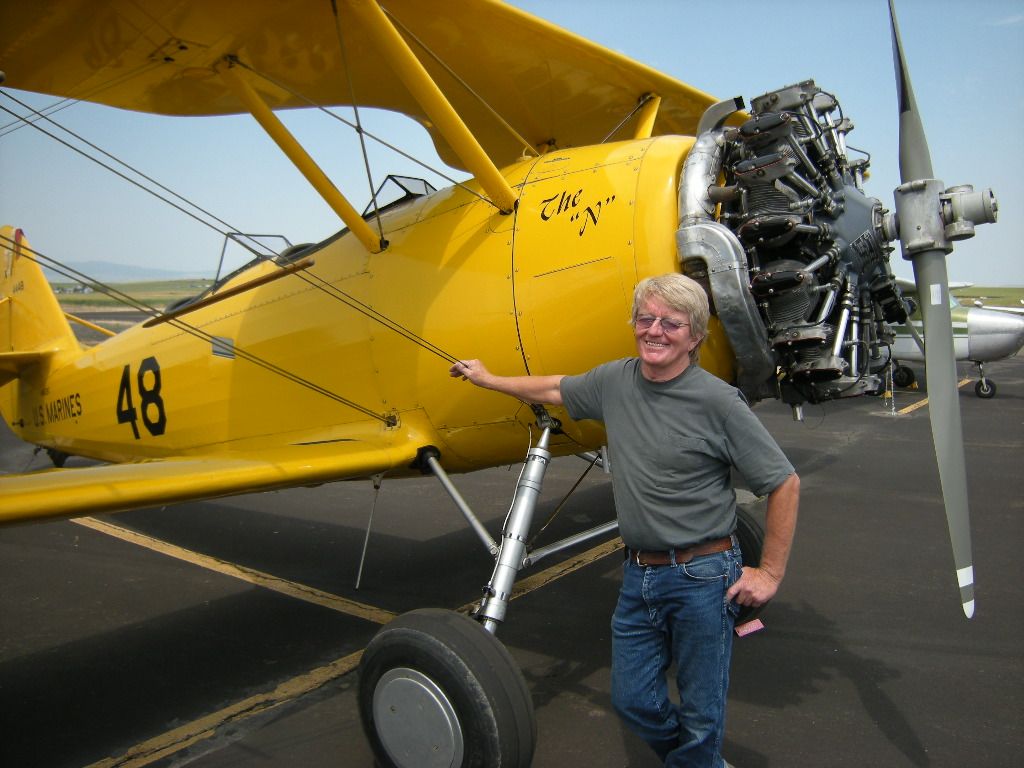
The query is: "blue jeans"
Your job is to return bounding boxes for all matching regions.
[611,540,742,768]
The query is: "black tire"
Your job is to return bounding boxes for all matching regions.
[735,506,766,624]
[358,608,536,768]
[975,379,996,399]
[892,364,916,388]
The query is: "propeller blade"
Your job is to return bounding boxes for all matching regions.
[889,0,975,618]
[889,0,932,182]
[910,257,975,619]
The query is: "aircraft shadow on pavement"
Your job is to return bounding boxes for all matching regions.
[729,600,929,768]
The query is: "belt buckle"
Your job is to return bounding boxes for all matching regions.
[634,549,642,566]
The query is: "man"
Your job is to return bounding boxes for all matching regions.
[450,273,799,768]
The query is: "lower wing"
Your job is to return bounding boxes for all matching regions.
[0,436,422,525]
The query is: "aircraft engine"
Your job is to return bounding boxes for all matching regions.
[679,81,909,408]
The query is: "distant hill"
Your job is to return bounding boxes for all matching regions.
[44,260,208,284]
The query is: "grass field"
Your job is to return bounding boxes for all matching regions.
[952,285,1024,309]
[54,279,213,311]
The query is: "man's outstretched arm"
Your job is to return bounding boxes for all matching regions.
[450,359,565,405]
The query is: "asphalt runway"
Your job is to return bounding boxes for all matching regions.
[1,352,1021,768]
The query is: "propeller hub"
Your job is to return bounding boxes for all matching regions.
[893,178,952,259]
[940,185,998,241]
[891,181,998,259]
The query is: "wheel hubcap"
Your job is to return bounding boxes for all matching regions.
[373,667,464,768]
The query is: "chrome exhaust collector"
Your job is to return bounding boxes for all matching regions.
[676,98,775,402]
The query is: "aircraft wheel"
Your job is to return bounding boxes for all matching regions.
[892,364,916,388]
[358,608,536,768]
[975,379,996,399]
[735,506,766,624]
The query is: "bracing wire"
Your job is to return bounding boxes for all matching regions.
[330,0,385,244]
[600,93,656,144]
[0,91,269,262]
[0,96,77,139]
[0,59,164,139]
[290,270,463,365]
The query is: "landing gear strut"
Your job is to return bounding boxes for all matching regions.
[973,361,996,398]
[358,427,558,768]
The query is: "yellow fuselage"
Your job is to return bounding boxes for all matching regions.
[5,135,735,475]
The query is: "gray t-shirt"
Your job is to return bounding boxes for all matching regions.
[560,359,794,550]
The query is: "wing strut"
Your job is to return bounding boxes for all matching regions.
[632,94,662,140]
[217,60,386,254]
[344,0,518,213]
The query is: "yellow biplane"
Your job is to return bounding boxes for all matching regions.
[0,1,998,765]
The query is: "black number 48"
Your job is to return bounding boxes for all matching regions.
[116,356,167,439]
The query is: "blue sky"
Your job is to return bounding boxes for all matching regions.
[1,0,1021,285]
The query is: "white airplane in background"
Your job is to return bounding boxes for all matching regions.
[891,280,1024,398]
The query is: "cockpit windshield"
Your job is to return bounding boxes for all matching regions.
[363,175,436,218]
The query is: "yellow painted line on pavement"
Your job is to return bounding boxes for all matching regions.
[896,377,970,415]
[512,535,623,598]
[83,650,364,768]
[82,533,622,768]
[72,517,396,625]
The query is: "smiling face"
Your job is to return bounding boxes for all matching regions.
[634,296,703,381]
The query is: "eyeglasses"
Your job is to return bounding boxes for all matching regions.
[634,314,690,333]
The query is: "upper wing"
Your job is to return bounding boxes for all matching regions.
[0,435,421,525]
[0,0,720,168]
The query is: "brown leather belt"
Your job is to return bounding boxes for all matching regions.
[627,536,733,566]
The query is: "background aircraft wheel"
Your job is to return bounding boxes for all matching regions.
[975,379,996,399]
[892,364,916,388]
[358,608,536,768]
[735,506,766,624]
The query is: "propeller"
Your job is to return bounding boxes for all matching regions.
[887,0,997,618]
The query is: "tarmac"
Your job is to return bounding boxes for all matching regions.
[1,347,1021,768]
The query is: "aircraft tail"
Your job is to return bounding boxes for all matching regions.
[0,226,81,391]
